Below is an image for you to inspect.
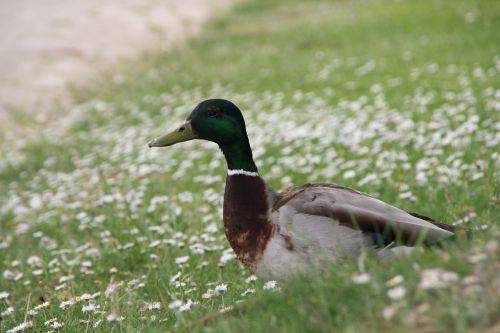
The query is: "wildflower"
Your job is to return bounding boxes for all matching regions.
[468,253,486,264]
[462,275,480,285]
[172,280,186,288]
[144,302,162,311]
[178,191,193,203]
[245,275,258,283]
[54,283,66,291]
[6,320,33,333]
[149,240,161,248]
[175,256,189,265]
[106,313,125,322]
[219,306,234,313]
[382,305,397,321]
[241,288,256,296]
[467,211,477,218]
[2,306,15,316]
[263,280,279,290]
[343,170,356,179]
[419,269,459,289]
[351,273,371,284]
[81,261,92,267]
[29,196,43,210]
[214,283,228,294]
[26,256,42,267]
[169,271,182,284]
[386,275,404,287]
[387,286,406,301]
[202,289,215,299]
[218,249,236,267]
[484,240,498,254]
[59,275,74,283]
[33,301,50,310]
[179,299,194,312]
[59,299,76,309]
[127,279,145,288]
[196,261,209,269]
[80,292,100,301]
[0,291,9,299]
[82,303,100,313]
[105,283,119,296]
[45,318,64,330]
[44,318,56,325]
[441,271,459,283]
[419,271,437,290]
[168,300,183,310]
[52,321,65,329]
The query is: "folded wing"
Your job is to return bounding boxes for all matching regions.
[273,184,454,246]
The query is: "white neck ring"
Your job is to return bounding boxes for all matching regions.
[227,169,259,177]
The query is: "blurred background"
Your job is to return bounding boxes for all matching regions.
[0,0,230,127]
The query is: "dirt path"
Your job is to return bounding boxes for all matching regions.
[0,0,232,129]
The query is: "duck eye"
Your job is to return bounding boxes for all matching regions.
[207,110,220,118]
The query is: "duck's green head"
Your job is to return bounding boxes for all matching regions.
[149,99,257,172]
[148,99,248,147]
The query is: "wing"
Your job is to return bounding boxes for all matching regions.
[272,184,454,246]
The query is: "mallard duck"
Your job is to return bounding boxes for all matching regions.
[149,99,458,280]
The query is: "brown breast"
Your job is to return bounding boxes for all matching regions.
[223,174,276,270]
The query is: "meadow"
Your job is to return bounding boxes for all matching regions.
[0,0,499,332]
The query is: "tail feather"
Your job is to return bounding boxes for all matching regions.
[408,212,472,240]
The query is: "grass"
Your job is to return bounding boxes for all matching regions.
[1,0,499,332]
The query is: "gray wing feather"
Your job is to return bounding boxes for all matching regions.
[273,185,454,245]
